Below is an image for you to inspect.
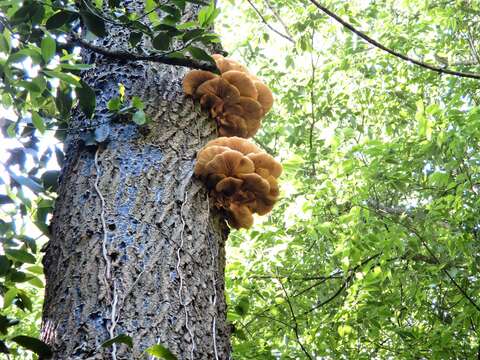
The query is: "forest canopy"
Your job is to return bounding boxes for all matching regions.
[0,0,480,358]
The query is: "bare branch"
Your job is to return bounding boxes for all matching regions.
[308,0,480,80]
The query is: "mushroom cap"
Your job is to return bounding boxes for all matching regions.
[247,153,283,178]
[213,54,249,74]
[246,118,262,138]
[222,71,258,99]
[254,81,274,114]
[199,93,224,117]
[206,137,261,155]
[238,173,270,196]
[224,97,263,121]
[195,145,230,177]
[217,114,248,138]
[196,78,240,104]
[183,70,218,96]
[250,198,276,216]
[204,150,255,177]
[216,177,244,197]
[227,203,254,229]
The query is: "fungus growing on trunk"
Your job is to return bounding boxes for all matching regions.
[195,137,282,229]
[183,55,274,138]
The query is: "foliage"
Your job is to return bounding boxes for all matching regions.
[218,0,480,358]
[0,0,480,358]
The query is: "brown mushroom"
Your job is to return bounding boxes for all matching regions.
[254,81,274,114]
[247,153,283,178]
[222,71,258,98]
[206,137,261,155]
[203,150,255,178]
[227,203,254,229]
[196,78,240,104]
[183,70,218,96]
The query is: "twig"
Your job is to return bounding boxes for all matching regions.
[415,231,480,313]
[245,0,294,43]
[467,27,480,64]
[70,37,218,71]
[367,205,480,313]
[308,0,480,80]
[303,252,382,315]
[278,277,313,360]
[263,0,294,40]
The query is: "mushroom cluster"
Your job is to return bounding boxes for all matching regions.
[195,137,282,229]
[183,54,274,138]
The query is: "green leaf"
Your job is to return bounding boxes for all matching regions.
[0,340,8,354]
[80,10,107,37]
[159,5,182,21]
[28,275,44,288]
[107,97,122,111]
[129,32,143,47]
[182,29,205,42]
[0,34,10,54]
[187,46,214,64]
[5,249,36,264]
[0,314,19,335]
[131,96,144,110]
[101,334,133,348]
[2,288,17,309]
[76,81,96,118]
[60,63,94,71]
[8,271,30,283]
[234,297,250,316]
[41,170,60,191]
[43,70,81,87]
[0,256,12,276]
[11,336,52,358]
[145,344,177,359]
[55,87,73,117]
[46,10,76,30]
[132,110,147,125]
[152,32,171,51]
[31,112,46,134]
[26,265,44,275]
[197,1,219,27]
[41,35,56,63]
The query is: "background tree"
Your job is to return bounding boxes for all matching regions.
[1,0,480,359]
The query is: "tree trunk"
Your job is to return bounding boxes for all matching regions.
[41,4,231,359]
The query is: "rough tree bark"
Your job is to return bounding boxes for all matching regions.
[41,2,231,359]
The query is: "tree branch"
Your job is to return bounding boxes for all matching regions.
[70,37,218,72]
[263,0,294,40]
[308,0,480,80]
[246,0,295,44]
[303,252,382,315]
[278,277,313,360]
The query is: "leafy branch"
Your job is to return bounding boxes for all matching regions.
[309,0,480,80]
[69,37,218,71]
